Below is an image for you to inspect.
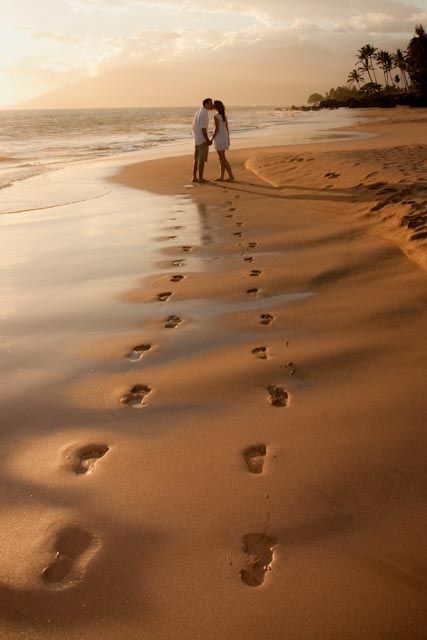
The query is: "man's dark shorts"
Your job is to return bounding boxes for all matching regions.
[195,142,209,163]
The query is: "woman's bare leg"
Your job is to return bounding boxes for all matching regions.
[222,151,235,180]
[217,151,226,180]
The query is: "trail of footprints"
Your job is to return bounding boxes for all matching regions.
[228,197,291,587]
[240,439,275,587]
[40,444,110,589]
[41,198,294,593]
[161,199,287,588]
[39,205,194,590]
[239,338,296,585]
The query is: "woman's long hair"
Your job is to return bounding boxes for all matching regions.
[214,100,226,122]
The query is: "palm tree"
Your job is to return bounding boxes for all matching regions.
[347,69,364,88]
[365,44,379,83]
[393,48,410,90]
[357,44,378,84]
[376,50,387,86]
[357,46,373,83]
[376,50,393,87]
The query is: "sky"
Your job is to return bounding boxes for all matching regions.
[1,0,427,108]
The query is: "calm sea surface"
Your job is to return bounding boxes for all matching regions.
[0,106,366,191]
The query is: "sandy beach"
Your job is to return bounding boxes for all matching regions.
[1,109,427,639]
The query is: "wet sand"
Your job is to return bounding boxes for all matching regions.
[1,109,427,639]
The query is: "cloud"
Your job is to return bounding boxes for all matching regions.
[334,9,427,34]
[65,0,132,12]
[32,31,84,44]
[62,0,427,34]
[98,27,242,70]
[69,0,427,22]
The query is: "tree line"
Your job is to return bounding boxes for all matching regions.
[307,25,427,108]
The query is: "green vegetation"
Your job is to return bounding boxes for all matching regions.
[406,25,427,96]
[306,25,427,109]
[307,93,324,104]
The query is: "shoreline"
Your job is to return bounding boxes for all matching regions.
[0,106,371,212]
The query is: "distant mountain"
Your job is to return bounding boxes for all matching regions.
[15,65,197,109]
[14,54,315,109]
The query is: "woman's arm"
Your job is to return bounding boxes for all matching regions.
[212,115,219,140]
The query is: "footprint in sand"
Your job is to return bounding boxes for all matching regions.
[260,313,274,326]
[244,256,254,263]
[182,246,193,253]
[285,361,296,376]
[69,444,109,475]
[42,527,97,589]
[158,292,172,302]
[243,445,267,474]
[127,343,152,362]
[267,385,288,407]
[236,222,244,227]
[247,288,259,296]
[239,533,277,587]
[248,242,258,249]
[234,232,243,238]
[229,207,237,212]
[226,214,234,218]
[168,235,177,240]
[164,315,182,329]
[252,346,268,360]
[121,384,152,408]
[324,172,340,179]
[172,259,185,268]
[170,275,184,283]
[250,270,262,277]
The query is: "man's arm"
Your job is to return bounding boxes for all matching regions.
[202,128,212,144]
[201,111,212,144]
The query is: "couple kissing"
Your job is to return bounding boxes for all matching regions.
[192,98,235,184]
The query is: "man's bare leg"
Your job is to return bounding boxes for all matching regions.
[199,160,208,183]
[192,161,199,182]
[192,151,199,182]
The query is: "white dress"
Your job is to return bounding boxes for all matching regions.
[214,114,230,151]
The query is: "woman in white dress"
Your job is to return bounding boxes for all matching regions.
[212,100,235,182]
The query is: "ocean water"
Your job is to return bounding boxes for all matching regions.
[0,106,366,192]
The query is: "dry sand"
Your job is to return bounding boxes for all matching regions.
[1,109,427,639]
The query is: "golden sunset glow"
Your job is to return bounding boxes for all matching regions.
[1,0,427,107]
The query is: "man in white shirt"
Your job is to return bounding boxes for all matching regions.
[192,98,213,183]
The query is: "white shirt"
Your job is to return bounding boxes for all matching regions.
[192,107,210,145]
